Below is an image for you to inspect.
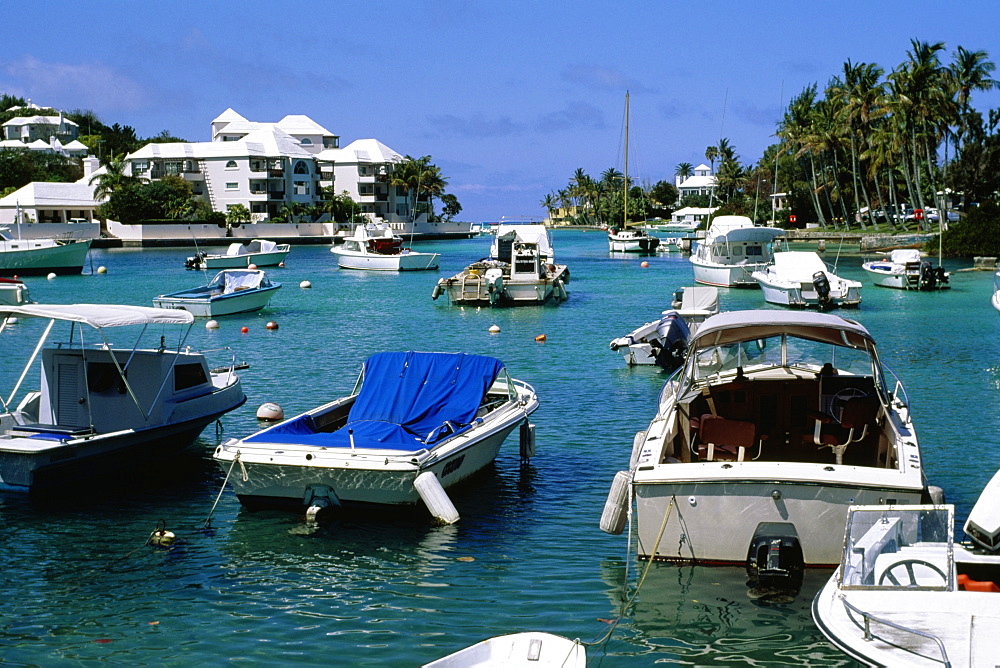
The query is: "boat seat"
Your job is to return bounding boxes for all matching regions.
[958,574,1000,592]
[697,414,760,462]
[15,423,94,437]
[806,396,878,464]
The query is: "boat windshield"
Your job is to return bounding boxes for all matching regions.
[838,505,953,590]
[689,332,876,381]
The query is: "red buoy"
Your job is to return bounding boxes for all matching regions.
[241,326,249,334]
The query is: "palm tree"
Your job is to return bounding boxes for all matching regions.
[948,46,999,155]
[540,193,557,221]
[675,162,694,180]
[705,145,720,173]
[89,155,142,202]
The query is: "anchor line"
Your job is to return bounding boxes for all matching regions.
[204,450,242,529]
[584,492,676,649]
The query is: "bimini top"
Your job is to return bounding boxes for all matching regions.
[490,223,553,258]
[224,239,280,255]
[245,351,507,451]
[0,303,194,327]
[689,309,873,350]
[704,215,786,244]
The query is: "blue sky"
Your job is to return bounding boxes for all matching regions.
[4,1,999,222]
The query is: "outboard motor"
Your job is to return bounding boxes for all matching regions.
[919,260,937,289]
[812,271,832,307]
[184,251,206,270]
[484,267,504,306]
[745,522,804,601]
[936,266,949,285]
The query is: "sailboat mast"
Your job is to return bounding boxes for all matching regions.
[623,91,629,228]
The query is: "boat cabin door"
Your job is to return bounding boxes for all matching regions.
[39,350,90,428]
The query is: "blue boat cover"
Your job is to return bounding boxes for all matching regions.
[244,352,506,451]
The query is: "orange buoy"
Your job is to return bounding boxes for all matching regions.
[534,334,547,342]
[241,326,249,334]
[265,321,279,330]
[640,261,650,268]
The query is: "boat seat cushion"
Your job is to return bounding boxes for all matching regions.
[16,423,93,437]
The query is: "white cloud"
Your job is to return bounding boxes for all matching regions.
[0,56,148,112]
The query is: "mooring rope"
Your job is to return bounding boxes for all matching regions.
[203,450,241,529]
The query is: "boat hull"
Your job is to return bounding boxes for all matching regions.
[632,470,924,565]
[202,249,289,269]
[0,239,92,276]
[757,278,862,308]
[153,285,279,316]
[332,249,440,271]
[690,259,765,287]
[221,420,522,508]
[608,235,660,253]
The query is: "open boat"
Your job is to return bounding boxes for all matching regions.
[0,277,30,305]
[609,287,719,370]
[213,351,539,523]
[0,304,246,494]
[423,632,586,667]
[752,251,862,309]
[689,216,785,287]
[185,239,290,270]
[330,222,439,271]
[600,310,930,575]
[812,470,1000,667]
[432,222,569,306]
[152,269,280,317]
[862,249,949,290]
[0,226,92,276]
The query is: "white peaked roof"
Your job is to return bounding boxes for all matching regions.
[0,303,194,327]
[212,109,334,140]
[0,181,99,207]
[317,138,403,164]
[128,127,314,160]
[212,108,248,125]
[2,115,78,128]
[276,114,333,136]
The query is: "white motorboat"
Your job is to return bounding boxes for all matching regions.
[862,249,950,290]
[812,470,1000,667]
[608,226,660,253]
[185,239,290,270]
[609,286,719,369]
[152,269,280,317]
[432,222,569,306]
[752,251,862,309]
[600,310,929,574]
[689,216,785,287]
[330,222,439,271]
[0,304,246,494]
[213,351,539,523]
[0,226,92,276]
[0,277,30,305]
[423,632,586,667]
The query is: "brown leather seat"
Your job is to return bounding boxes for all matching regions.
[698,414,758,461]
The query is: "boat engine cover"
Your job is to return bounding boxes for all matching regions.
[745,522,805,595]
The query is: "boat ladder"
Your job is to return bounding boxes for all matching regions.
[461,273,485,301]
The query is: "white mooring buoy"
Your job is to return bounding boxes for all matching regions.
[413,471,460,524]
[599,470,631,535]
[300,280,312,289]
[46,272,56,280]
[256,402,284,421]
[205,319,220,330]
[488,324,501,334]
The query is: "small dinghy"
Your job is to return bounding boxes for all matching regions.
[423,632,586,667]
[609,286,718,369]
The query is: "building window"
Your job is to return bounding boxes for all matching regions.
[226,182,238,191]
[132,160,149,174]
[293,181,310,196]
[300,138,312,145]
[225,160,238,169]
[293,160,310,175]
[359,184,374,196]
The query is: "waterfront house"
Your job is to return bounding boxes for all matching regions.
[675,164,716,201]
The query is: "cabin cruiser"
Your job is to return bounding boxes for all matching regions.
[0,304,246,494]
[600,310,929,572]
[432,222,568,306]
[862,249,949,290]
[213,351,539,523]
[608,226,660,253]
[609,286,719,369]
[752,251,862,309]
[689,216,785,287]
[152,269,280,317]
[185,239,290,270]
[812,470,1000,667]
[330,222,439,271]
[0,226,92,276]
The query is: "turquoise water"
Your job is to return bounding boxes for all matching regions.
[1,231,997,666]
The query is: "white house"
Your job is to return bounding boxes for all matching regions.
[3,114,79,143]
[0,157,102,226]
[315,138,419,226]
[670,206,718,227]
[676,164,716,201]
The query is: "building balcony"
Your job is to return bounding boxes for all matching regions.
[268,169,284,178]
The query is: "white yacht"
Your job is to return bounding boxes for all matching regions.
[213,351,538,524]
[432,222,568,306]
[0,304,246,494]
[185,239,290,270]
[812,471,1000,667]
[689,216,785,287]
[862,249,950,290]
[752,251,862,309]
[600,310,929,572]
[330,222,439,271]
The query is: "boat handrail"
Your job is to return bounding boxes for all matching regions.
[838,594,951,668]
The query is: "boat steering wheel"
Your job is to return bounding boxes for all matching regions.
[830,387,870,419]
[877,559,947,587]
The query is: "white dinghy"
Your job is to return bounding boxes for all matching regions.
[213,351,538,523]
[0,304,246,494]
[424,632,586,667]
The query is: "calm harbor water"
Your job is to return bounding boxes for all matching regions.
[1,230,998,666]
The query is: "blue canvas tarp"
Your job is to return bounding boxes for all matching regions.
[245,351,506,451]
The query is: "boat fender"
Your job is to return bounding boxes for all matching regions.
[629,431,647,468]
[599,470,631,535]
[925,485,946,504]
[414,471,460,524]
[431,284,442,300]
[149,520,176,548]
[519,422,536,461]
